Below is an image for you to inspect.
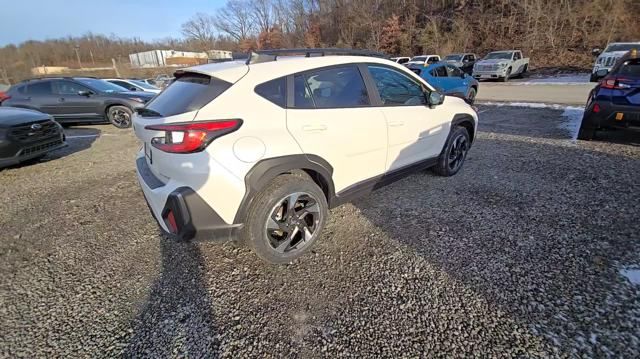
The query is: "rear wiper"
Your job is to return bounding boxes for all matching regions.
[136,108,162,117]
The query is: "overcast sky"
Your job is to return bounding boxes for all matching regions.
[0,0,226,46]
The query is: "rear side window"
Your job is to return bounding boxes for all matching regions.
[27,81,53,95]
[618,59,640,76]
[255,77,286,107]
[143,73,231,117]
[292,65,370,109]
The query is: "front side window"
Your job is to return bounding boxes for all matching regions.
[446,65,463,77]
[368,65,427,106]
[430,66,447,77]
[427,57,439,64]
[27,81,53,95]
[255,77,286,107]
[514,52,521,60]
[111,80,134,90]
[293,66,370,109]
[54,81,90,95]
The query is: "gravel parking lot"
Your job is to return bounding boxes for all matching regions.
[2,106,639,358]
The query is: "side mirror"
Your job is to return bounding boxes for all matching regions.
[592,48,601,57]
[427,91,445,107]
[78,90,93,97]
[596,69,609,77]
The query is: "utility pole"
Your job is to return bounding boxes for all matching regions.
[74,45,83,69]
[89,50,95,66]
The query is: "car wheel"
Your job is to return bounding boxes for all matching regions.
[433,126,471,177]
[244,173,328,264]
[466,87,477,105]
[107,106,133,129]
[577,125,596,141]
[501,68,511,82]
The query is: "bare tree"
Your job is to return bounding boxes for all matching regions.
[181,13,216,50]
[213,0,255,41]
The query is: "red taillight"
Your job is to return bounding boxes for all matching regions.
[593,103,601,113]
[145,119,242,153]
[601,76,632,89]
[0,92,10,102]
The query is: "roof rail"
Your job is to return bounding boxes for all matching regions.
[20,75,98,83]
[246,48,387,65]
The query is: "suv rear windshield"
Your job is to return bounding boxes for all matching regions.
[142,73,232,117]
[618,59,640,76]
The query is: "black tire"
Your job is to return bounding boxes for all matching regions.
[501,67,512,82]
[243,173,328,264]
[433,126,471,177]
[577,125,596,141]
[466,87,477,105]
[107,105,133,129]
[520,64,528,78]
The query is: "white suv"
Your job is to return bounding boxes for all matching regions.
[133,49,478,264]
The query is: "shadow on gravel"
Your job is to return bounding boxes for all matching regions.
[353,135,640,356]
[123,234,219,357]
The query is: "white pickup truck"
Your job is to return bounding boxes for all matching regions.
[472,50,529,82]
[590,42,640,82]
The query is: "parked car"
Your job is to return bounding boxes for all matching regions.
[407,62,479,104]
[0,107,66,169]
[133,49,478,264]
[443,53,477,74]
[578,49,640,140]
[152,74,174,89]
[405,55,440,67]
[390,57,411,65]
[590,42,640,82]
[472,50,529,82]
[1,77,155,128]
[105,78,161,94]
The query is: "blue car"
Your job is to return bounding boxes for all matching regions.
[407,62,479,104]
[578,49,640,140]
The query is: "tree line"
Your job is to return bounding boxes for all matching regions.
[1,0,638,83]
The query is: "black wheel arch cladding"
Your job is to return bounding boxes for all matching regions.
[233,154,335,224]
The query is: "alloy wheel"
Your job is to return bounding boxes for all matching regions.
[111,109,131,128]
[265,192,321,254]
[448,134,469,171]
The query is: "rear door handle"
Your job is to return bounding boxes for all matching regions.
[388,120,404,127]
[302,124,327,132]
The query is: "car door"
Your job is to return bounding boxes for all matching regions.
[53,80,103,118]
[286,65,388,193]
[18,80,59,115]
[431,65,452,93]
[444,64,468,97]
[365,64,449,171]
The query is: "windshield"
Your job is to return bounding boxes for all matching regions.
[484,52,513,60]
[445,55,463,61]
[411,56,427,62]
[130,80,159,90]
[605,44,639,52]
[77,78,127,93]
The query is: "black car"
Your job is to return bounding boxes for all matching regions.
[0,107,66,169]
[578,49,640,140]
[0,77,155,128]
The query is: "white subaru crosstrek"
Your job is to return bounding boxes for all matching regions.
[133,49,478,264]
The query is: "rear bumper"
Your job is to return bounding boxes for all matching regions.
[135,154,242,241]
[581,102,640,129]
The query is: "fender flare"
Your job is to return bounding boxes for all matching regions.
[451,113,476,143]
[232,154,335,224]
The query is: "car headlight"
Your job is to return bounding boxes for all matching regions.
[498,63,507,68]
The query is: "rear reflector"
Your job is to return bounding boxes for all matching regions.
[145,119,242,153]
[165,210,177,233]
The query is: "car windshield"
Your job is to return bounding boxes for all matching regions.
[485,52,513,60]
[77,78,127,93]
[445,55,463,61]
[130,80,159,90]
[411,56,427,62]
[605,44,639,52]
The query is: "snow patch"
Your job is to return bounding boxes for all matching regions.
[620,267,640,285]
[478,101,584,141]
